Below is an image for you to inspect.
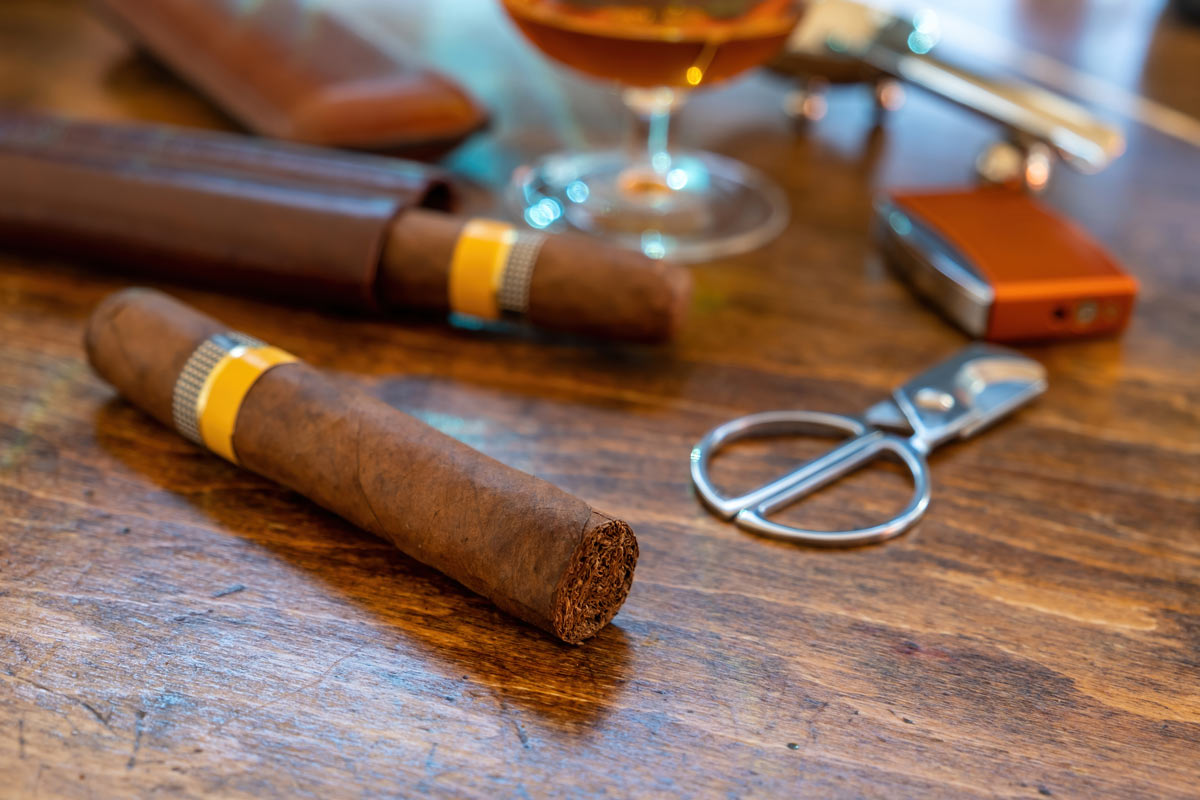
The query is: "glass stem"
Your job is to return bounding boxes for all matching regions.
[623,88,683,176]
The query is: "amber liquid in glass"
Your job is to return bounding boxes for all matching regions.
[502,0,801,88]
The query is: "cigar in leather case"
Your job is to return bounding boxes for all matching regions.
[86,288,638,643]
[93,0,488,156]
[0,113,691,343]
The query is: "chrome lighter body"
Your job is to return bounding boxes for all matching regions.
[874,196,993,338]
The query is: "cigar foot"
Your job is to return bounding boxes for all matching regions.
[552,513,638,644]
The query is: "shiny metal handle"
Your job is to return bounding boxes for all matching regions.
[690,410,931,547]
[736,432,930,546]
[777,0,1124,176]
[691,410,869,519]
[872,49,1124,173]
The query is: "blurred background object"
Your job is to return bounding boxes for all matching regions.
[772,0,1126,192]
[501,0,806,261]
[93,0,489,158]
[875,187,1139,341]
[1173,0,1200,23]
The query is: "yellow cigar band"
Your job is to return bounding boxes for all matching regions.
[448,219,519,320]
[193,345,297,463]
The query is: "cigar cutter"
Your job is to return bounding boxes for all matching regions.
[690,344,1046,546]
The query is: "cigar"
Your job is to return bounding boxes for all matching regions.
[93,0,489,156]
[0,113,691,342]
[85,288,638,643]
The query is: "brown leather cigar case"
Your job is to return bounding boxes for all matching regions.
[0,112,454,207]
[0,112,451,309]
[93,0,489,157]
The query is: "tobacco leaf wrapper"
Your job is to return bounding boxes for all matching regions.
[85,288,638,643]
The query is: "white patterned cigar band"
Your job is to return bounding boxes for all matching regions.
[497,231,546,316]
[171,331,265,445]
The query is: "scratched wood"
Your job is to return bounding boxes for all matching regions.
[1,0,1199,797]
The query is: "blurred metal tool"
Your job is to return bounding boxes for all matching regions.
[771,0,1125,190]
[690,344,1046,546]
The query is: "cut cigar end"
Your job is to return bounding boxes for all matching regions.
[551,515,639,644]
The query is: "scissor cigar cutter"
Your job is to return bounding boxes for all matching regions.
[690,344,1047,546]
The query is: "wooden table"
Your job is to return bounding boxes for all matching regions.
[2,1,1198,797]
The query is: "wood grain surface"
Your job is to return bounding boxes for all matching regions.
[2,0,1198,797]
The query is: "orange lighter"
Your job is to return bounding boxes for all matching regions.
[875,187,1138,342]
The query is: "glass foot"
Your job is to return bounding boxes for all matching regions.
[507,148,789,262]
